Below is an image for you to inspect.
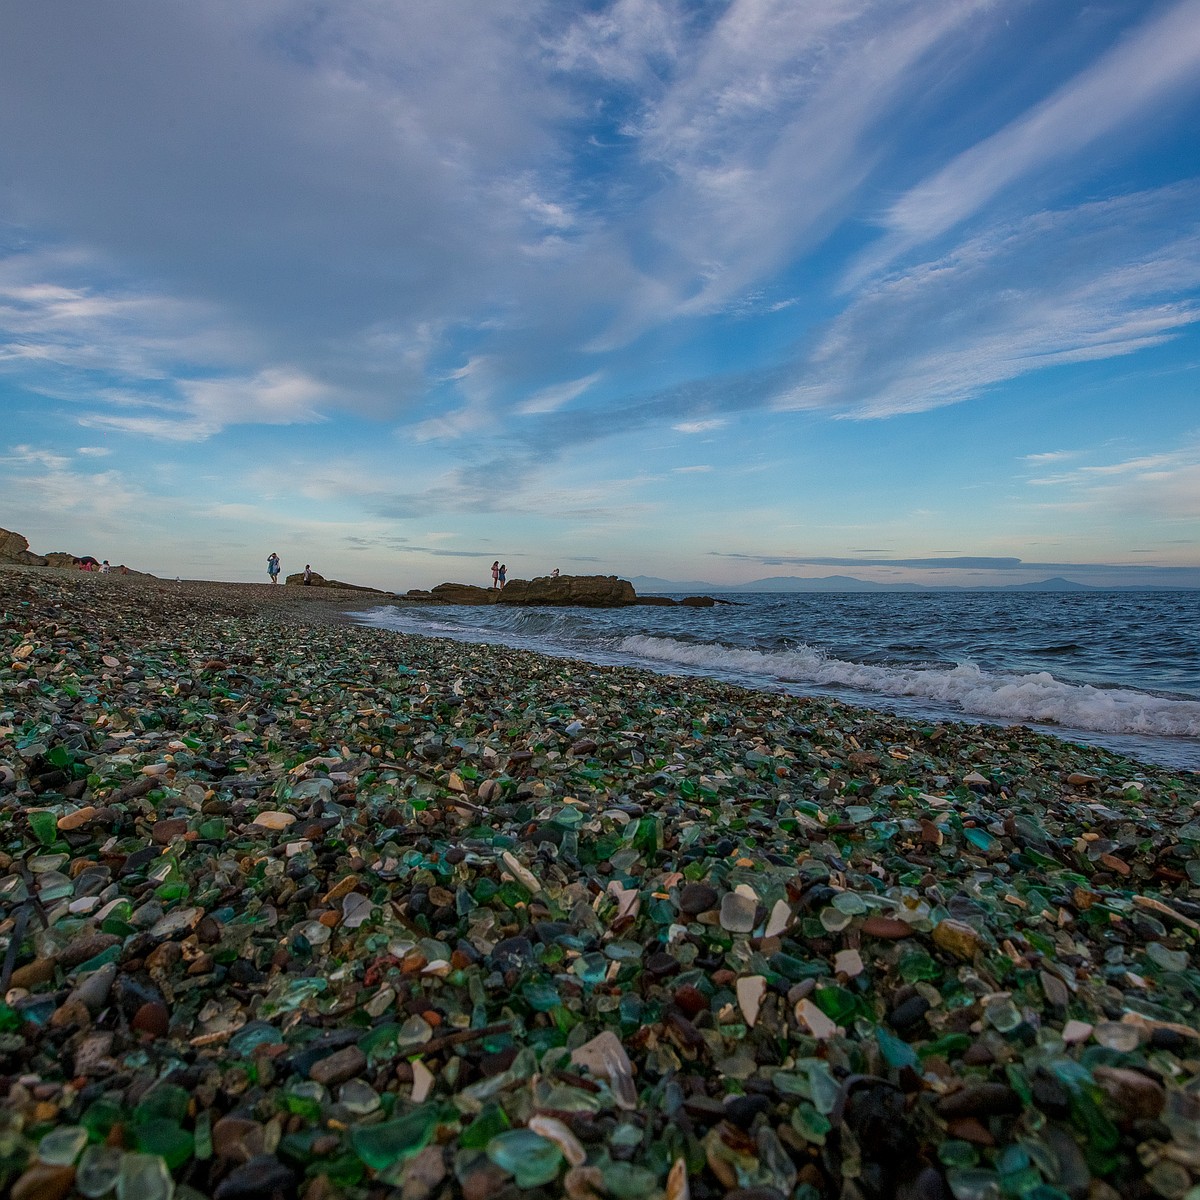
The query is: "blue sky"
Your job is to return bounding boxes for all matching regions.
[1,0,1198,590]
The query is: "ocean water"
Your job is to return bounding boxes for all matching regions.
[356,590,1200,771]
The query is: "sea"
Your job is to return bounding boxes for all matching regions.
[356,590,1200,772]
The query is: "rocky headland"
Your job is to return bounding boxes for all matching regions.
[401,575,718,608]
[0,527,149,577]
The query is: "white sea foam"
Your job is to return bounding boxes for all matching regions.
[616,635,1200,738]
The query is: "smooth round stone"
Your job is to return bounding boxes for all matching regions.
[11,1163,76,1200]
[486,1129,563,1188]
[678,883,718,915]
[38,1125,89,1167]
[76,1145,123,1198]
[720,891,757,933]
[296,920,331,947]
[308,1045,367,1087]
[116,1153,173,1200]
[211,1118,266,1164]
[338,1079,381,1116]
[1093,1021,1141,1052]
[211,1155,296,1200]
[1146,942,1189,973]
[132,1002,171,1038]
[249,810,296,830]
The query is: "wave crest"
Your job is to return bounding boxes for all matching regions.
[616,635,1200,737]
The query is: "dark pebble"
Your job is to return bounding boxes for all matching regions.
[678,883,718,915]
[723,1093,770,1129]
[644,952,681,980]
[936,1083,1022,1119]
[213,1154,297,1200]
[888,995,931,1033]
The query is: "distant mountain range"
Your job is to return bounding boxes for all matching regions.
[631,574,1105,594]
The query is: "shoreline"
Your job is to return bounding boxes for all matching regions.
[2,565,1199,1199]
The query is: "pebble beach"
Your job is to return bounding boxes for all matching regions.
[2,567,1199,1200]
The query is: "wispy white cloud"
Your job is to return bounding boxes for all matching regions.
[854,0,1200,280]
[517,372,602,415]
[1026,440,1200,520]
[777,186,1200,418]
[673,417,727,434]
[1020,450,1080,465]
[672,463,712,473]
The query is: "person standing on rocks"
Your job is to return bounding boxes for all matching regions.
[267,552,281,584]
[303,564,313,585]
[499,563,507,588]
[491,560,500,589]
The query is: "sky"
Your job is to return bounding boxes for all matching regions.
[1,0,1198,592]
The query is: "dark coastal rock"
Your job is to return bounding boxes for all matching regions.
[497,574,637,607]
[284,571,384,592]
[405,574,638,607]
[0,527,47,566]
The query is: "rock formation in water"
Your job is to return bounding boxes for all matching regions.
[401,574,718,608]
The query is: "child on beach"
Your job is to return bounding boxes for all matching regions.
[499,564,506,588]
[491,561,500,589]
[267,552,281,584]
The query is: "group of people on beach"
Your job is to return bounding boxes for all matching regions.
[491,561,507,589]
[267,552,315,585]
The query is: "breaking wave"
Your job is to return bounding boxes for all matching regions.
[616,634,1200,738]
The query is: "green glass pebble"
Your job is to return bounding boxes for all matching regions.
[938,1141,979,1169]
[82,1099,124,1141]
[791,1102,831,1145]
[135,1085,190,1126]
[813,986,858,1024]
[193,1112,212,1161]
[486,1130,563,1188]
[134,1120,194,1170]
[29,810,59,845]
[597,1159,660,1200]
[350,1104,440,1169]
[461,1104,510,1150]
[898,948,942,982]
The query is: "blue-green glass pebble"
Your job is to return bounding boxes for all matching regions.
[945,1167,1002,1200]
[486,1129,563,1188]
[76,1144,123,1198]
[38,1124,89,1166]
[522,981,560,1011]
[229,1021,284,1055]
